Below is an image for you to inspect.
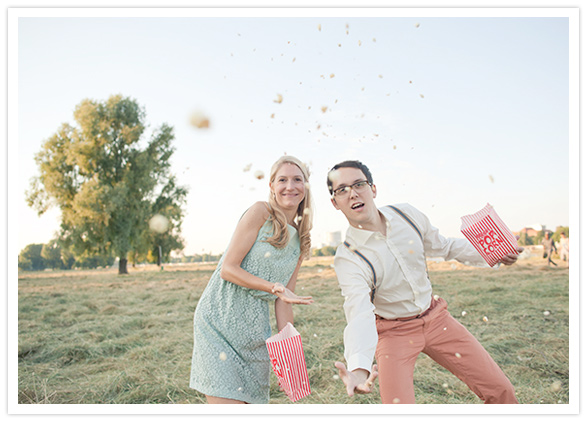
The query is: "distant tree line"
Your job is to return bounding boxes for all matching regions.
[18,241,223,271]
[312,246,337,257]
[18,241,114,271]
[517,226,569,246]
[169,253,223,264]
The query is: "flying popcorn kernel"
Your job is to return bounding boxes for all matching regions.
[415,23,420,28]
[321,106,328,113]
[543,310,551,316]
[274,94,283,104]
[270,113,275,119]
[303,208,311,215]
[189,111,210,129]
[149,214,169,233]
[483,316,489,322]
[254,170,265,180]
[358,40,362,46]
[461,311,467,317]
[420,94,425,99]
[333,375,339,380]
[489,175,495,183]
[455,353,462,358]
[392,398,401,404]
[434,295,439,301]
[443,383,448,388]
[550,381,562,392]
[243,163,252,172]
[219,352,227,361]
[330,73,335,78]
[317,23,322,31]
[264,252,271,258]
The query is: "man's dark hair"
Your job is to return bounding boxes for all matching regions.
[326,160,374,194]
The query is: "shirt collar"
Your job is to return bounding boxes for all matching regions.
[344,208,394,247]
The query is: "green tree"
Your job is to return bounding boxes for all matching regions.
[517,232,534,246]
[312,248,324,257]
[41,240,63,269]
[533,230,546,246]
[552,226,569,243]
[18,244,45,271]
[26,95,187,274]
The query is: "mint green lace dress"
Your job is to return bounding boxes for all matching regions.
[189,219,300,404]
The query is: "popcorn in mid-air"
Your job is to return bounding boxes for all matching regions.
[189,111,210,129]
[149,214,169,233]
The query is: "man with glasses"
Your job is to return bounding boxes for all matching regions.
[327,160,522,404]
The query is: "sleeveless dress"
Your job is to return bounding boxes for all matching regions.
[189,219,301,404]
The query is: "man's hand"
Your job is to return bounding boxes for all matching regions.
[334,361,378,397]
[499,235,525,266]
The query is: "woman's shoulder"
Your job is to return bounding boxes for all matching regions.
[241,201,272,226]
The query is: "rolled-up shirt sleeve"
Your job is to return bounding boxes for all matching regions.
[334,251,378,374]
[400,203,490,267]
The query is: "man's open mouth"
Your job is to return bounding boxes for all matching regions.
[351,203,364,210]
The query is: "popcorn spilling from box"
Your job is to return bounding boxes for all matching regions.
[460,203,519,267]
[266,322,311,402]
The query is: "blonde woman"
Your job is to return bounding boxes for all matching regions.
[189,155,314,404]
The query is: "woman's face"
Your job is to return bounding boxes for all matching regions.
[270,163,306,212]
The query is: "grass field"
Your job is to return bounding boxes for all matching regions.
[18,255,569,405]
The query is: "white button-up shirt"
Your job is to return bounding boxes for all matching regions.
[333,203,490,373]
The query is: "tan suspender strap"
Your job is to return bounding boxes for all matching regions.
[387,205,423,241]
[342,241,377,303]
[387,205,430,278]
[342,205,428,304]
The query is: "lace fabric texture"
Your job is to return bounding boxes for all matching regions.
[189,220,300,403]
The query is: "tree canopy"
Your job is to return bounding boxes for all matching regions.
[27,95,187,274]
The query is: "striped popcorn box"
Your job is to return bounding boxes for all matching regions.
[460,203,519,267]
[266,322,311,402]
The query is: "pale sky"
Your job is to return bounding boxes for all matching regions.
[15,10,572,256]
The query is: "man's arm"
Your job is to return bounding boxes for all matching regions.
[399,203,522,267]
[333,250,379,395]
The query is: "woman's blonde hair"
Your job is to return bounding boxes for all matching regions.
[265,155,313,259]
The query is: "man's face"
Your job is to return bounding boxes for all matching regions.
[329,167,377,227]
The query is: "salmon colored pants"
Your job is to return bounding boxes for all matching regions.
[375,297,518,404]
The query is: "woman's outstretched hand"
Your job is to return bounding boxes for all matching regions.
[272,283,313,305]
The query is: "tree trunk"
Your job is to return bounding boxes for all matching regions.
[118,257,128,274]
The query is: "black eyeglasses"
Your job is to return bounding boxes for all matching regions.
[332,180,372,198]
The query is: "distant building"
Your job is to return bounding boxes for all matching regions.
[325,231,342,247]
[514,227,541,237]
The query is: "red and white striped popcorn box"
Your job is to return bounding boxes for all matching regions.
[266,322,311,402]
[460,203,519,267]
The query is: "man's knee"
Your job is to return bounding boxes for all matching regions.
[483,380,518,404]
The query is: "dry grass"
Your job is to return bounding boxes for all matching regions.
[18,256,569,404]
